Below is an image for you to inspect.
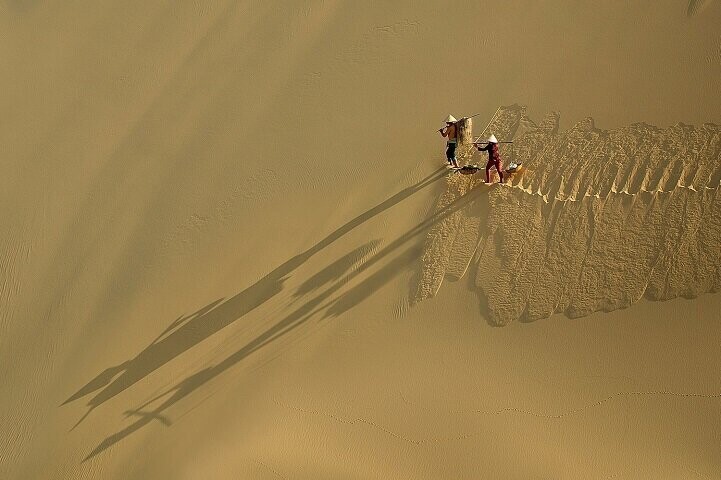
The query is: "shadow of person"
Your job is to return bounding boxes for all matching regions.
[83,367,216,462]
[83,178,487,461]
[64,167,448,420]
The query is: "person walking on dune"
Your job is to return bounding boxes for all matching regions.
[439,114,459,168]
[475,134,504,184]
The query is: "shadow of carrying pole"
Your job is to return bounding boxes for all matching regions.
[82,175,487,462]
[64,167,448,418]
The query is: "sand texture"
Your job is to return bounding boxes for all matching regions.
[417,106,721,325]
[2,1,721,479]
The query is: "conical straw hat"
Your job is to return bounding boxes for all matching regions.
[487,134,498,143]
[445,114,457,123]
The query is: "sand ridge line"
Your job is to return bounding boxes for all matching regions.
[499,178,720,204]
[419,106,721,324]
[469,106,721,203]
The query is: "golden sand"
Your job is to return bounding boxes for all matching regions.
[2,1,720,479]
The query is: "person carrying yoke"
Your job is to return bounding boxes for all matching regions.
[439,114,459,168]
[474,134,504,184]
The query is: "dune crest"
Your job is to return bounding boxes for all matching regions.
[417,106,721,325]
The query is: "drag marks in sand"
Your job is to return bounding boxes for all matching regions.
[417,106,721,325]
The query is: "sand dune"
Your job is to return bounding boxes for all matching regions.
[417,106,721,324]
[3,1,721,479]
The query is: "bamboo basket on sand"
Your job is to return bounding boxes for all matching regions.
[455,116,473,164]
[456,116,473,147]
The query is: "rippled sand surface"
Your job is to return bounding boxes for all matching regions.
[417,106,720,324]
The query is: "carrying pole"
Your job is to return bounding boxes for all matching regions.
[473,107,501,143]
[435,112,481,132]
[454,107,502,162]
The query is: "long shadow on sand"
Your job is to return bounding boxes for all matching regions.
[82,174,488,461]
[64,167,447,423]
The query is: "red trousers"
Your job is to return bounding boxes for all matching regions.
[486,158,503,183]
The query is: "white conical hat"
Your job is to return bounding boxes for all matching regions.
[487,134,498,143]
[445,114,457,123]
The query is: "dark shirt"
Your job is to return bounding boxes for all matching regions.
[477,143,500,161]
